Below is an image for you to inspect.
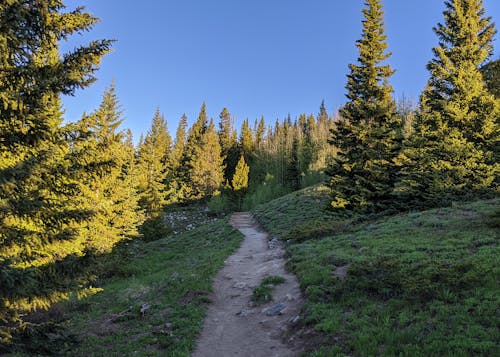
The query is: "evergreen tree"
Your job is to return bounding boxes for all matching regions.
[286,134,302,191]
[327,0,401,213]
[190,119,225,199]
[255,116,266,147]
[165,114,187,203]
[231,155,250,209]
[240,119,255,161]
[218,107,239,182]
[481,57,500,99]
[136,109,171,217]
[397,0,499,207]
[72,84,142,253]
[0,0,111,342]
[179,103,208,201]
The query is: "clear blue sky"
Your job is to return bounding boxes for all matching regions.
[61,0,500,140]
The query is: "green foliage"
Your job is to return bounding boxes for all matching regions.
[252,276,286,305]
[254,186,500,356]
[72,83,143,253]
[284,219,351,243]
[139,216,172,242]
[0,0,111,344]
[481,57,500,98]
[242,174,291,210]
[397,0,499,208]
[207,191,233,214]
[218,108,239,182]
[327,0,402,214]
[231,155,250,191]
[136,109,171,217]
[189,119,225,199]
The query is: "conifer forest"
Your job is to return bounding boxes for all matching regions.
[0,0,498,355]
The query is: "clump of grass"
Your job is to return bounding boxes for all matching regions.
[252,276,286,305]
[284,219,351,243]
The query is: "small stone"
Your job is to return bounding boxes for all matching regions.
[140,303,151,316]
[234,282,247,289]
[265,303,287,316]
[286,294,294,301]
[289,315,300,324]
[165,322,173,330]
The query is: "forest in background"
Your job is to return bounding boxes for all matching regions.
[0,0,498,348]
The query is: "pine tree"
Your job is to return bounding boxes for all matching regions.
[481,57,500,99]
[218,107,239,182]
[396,0,499,207]
[179,103,208,201]
[136,109,171,217]
[286,134,302,191]
[230,155,250,209]
[240,119,255,160]
[190,119,225,199]
[232,155,250,191]
[72,84,142,253]
[165,114,187,203]
[327,0,401,213]
[0,0,111,343]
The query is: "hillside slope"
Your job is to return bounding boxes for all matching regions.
[253,186,499,356]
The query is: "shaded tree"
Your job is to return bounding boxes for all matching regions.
[327,0,401,213]
[396,0,499,207]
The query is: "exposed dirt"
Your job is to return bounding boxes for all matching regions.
[192,212,304,357]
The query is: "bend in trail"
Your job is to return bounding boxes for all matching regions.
[192,212,303,357]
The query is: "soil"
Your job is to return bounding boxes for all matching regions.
[192,212,304,357]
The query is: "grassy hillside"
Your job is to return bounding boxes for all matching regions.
[254,186,499,356]
[9,216,243,356]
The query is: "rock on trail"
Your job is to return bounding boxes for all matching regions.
[192,212,303,357]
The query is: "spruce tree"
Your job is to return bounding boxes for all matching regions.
[190,119,225,199]
[179,103,208,201]
[327,0,401,213]
[72,84,142,253]
[0,0,111,342]
[165,114,187,203]
[481,57,500,99]
[397,0,499,207]
[286,134,302,191]
[136,109,171,217]
[240,119,255,161]
[231,155,250,209]
[218,107,239,182]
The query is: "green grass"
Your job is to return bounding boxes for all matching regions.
[254,186,500,356]
[252,276,286,305]
[12,217,243,356]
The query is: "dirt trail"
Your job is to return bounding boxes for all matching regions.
[192,212,303,357]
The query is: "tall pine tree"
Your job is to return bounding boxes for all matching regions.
[218,107,239,182]
[396,0,499,207]
[0,0,111,343]
[72,84,142,253]
[190,119,225,199]
[327,0,401,213]
[136,109,171,217]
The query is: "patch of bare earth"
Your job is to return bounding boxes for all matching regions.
[192,212,304,357]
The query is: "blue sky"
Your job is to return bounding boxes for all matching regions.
[61,0,500,140]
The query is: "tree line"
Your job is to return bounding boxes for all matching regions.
[0,0,498,346]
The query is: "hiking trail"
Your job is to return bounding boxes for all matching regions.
[192,212,303,357]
